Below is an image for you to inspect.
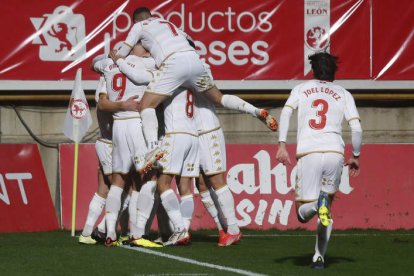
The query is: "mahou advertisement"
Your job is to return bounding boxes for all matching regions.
[0,0,413,86]
[60,144,414,231]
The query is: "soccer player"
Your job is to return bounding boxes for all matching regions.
[78,76,113,245]
[79,76,136,244]
[92,44,162,248]
[115,7,278,174]
[194,74,243,246]
[276,52,362,269]
[110,49,200,245]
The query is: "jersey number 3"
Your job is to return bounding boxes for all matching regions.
[309,99,328,130]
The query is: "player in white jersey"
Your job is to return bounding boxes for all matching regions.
[194,70,243,246]
[92,45,162,248]
[276,52,362,269]
[110,45,199,246]
[79,76,113,245]
[116,7,278,174]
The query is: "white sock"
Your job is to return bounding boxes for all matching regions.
[221,94,257,117]
[141,108,159,150]
[180,194,194,231]
[121,194,131,212]
[313,219,334,262]
[215,185,239,235]
[105,185,123,240]
[128,191,140,238]
[82,193,106,237]
[200,191,222,231]
[97,216,106,233]
[133,180,156,239]
[161,189,185,232]
[210,188,227,230]
[298,201,318,221]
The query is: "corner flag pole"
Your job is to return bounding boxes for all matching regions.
[71,123,80,237]
[64,68,92,237]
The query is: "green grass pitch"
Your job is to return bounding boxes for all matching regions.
[1,229,413,275]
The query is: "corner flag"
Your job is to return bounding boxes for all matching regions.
[63,68,92,142]
[63,68,92,237]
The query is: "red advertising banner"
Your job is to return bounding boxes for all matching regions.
[0,144,58,232]
[0,0,413,85]
[60,143,414,231]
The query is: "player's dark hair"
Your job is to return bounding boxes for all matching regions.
[133,7,152,22]
[308,52,338,81]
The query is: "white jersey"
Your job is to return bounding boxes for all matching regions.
[93,56,155,119]
[95,76,113,140]
[163,88,198,136]
[119,17,194,67]
[285,79,360,156]
[195,92,221,133]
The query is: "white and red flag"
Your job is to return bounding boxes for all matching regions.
[63,68,92,142]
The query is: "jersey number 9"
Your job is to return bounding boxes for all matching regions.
[112,73,126,101]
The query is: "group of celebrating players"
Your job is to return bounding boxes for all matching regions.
[78,6,362,270]
[78,6,277,249]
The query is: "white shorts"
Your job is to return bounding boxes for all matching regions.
[112,117,147,174]
[95,138,112,175]
[199,128,226,175]
[146,51,215,96]
[158,133,200,177]
[295,152,344,201]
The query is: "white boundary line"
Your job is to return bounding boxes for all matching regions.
[121,245,267,276]
[209,233,414,238]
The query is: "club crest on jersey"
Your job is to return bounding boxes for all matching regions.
[69,98,89,119]
[30,6,86,61]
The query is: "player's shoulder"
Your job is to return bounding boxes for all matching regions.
[96,58,115,70]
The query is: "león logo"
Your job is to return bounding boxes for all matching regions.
[69,98,89,119]
[30,6,86,61]
[305,26,329,51]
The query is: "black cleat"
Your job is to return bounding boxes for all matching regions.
[91,228,106,243]
[311,256,325,269]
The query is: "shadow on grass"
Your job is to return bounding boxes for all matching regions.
[274,254,356,268]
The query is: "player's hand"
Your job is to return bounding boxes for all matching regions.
[276,143,291,165]
[109,49,121,62]
[346,157,360,177]
[121,95,140,111]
